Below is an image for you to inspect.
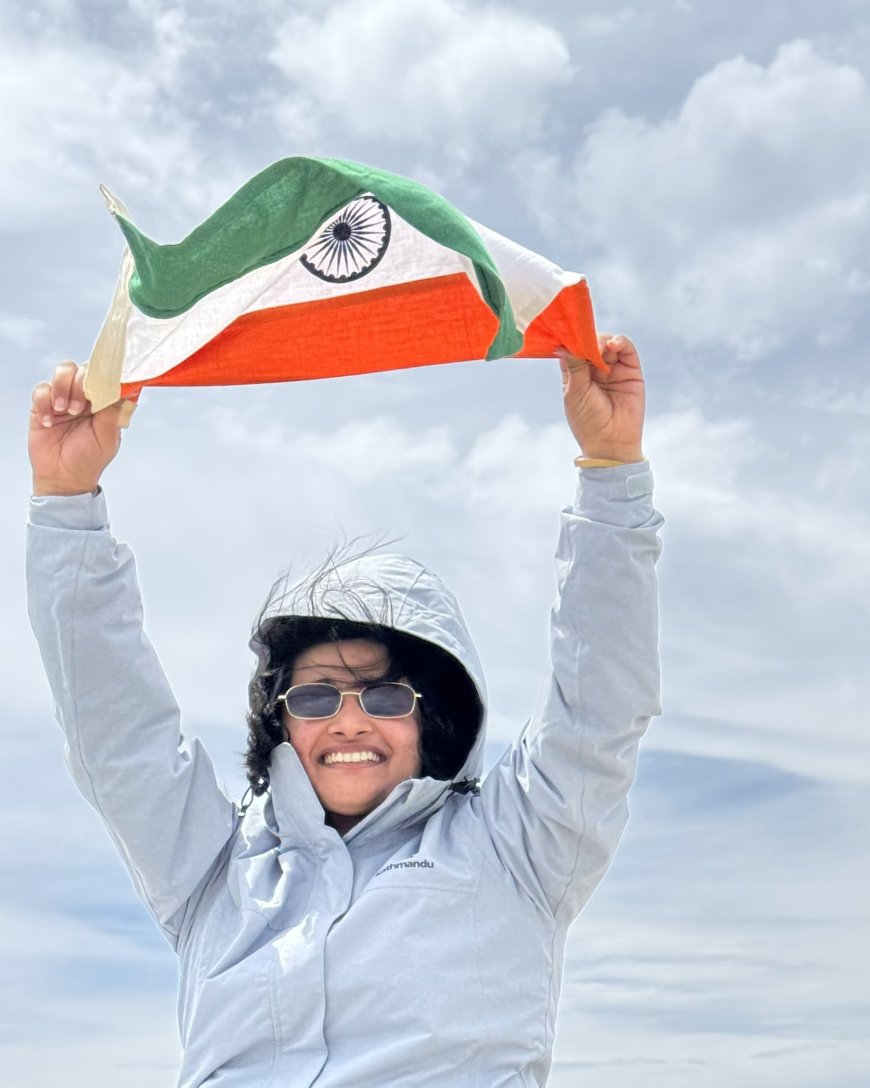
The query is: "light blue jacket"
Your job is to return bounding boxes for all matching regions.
[27,463,662,1087]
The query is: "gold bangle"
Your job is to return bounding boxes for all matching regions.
[574,455,647,469]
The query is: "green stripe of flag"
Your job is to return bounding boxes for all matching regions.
[111,157,522,360]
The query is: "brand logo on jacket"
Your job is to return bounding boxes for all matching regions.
[375,859,435,877]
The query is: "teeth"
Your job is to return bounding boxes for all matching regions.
[323,751,384,765]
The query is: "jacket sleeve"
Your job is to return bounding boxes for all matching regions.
[471,462,663,921]
[26,489,238,945]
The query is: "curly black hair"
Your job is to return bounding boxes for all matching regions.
[245,615,482,796]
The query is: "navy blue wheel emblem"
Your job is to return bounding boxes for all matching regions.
[300,196,392,283]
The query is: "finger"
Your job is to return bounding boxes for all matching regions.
[557,353,592,401]
[66,365,88,416]
[50,361,80,414]
[605,333,638,357]
[31,381,56,428]
[597,333,620,364]
[601,334,641,371]
[557,352,567,380]
[557,353,572,393]
[555,346,597,369]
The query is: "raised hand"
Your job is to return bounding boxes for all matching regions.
[29,362,126,496]
[556,334,645,464]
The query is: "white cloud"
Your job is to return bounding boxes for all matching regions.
[0,17,229,228]
[529,40,870,355]
[0,904,158,976]
[550,759,870,1086]
[575,7,638,39]
[647,406,870,598]
[208,405,457,484]
[269,0,573,151]
[638,404,870,783]
[796,377,870,419]
[0,311,44,349]
[0,984,179,1088]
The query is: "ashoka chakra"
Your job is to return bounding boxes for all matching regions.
[300,196,392,283]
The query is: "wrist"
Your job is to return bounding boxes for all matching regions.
[32,476,99,497]
[574,445,644,466]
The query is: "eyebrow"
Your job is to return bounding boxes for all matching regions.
[290,667,394,686]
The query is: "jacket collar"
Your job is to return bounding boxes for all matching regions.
[265,741,453,850]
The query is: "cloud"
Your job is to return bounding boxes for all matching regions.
[0,796,180,1081]
[0,12,231,229]
[1,1015,180,1088]
[0,312,44,349]
[647,406,870,599]
[528,40,870,356]
[268,0,573,153]
[550,749,870,1086]
[800,383,870,419]
[575,7,638,40]
[637,403,870,785]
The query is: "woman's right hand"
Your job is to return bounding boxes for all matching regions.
[29,362,126,496]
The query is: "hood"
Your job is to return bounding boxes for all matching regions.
[250,552,488,785]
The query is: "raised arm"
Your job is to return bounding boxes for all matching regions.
[27,365,236,944]
[469,335,662,919]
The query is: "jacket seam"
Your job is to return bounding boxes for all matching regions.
[551,681,588,920]
[68,532,165,930]
[469,856,487,1088]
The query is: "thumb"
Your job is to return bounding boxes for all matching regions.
[556,350,592,401]
[90,398,136,453]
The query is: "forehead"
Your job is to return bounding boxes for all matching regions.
[290,638,392,681]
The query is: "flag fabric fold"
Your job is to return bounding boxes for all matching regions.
[84,157,603,412]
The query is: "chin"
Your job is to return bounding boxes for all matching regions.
[327,798,378,819]
[326,808,372,834]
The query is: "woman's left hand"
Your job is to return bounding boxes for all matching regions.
[556,333,645,463]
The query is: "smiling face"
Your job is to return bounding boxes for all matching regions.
[283,639,423,835]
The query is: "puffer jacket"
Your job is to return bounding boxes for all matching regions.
[27,462,662,1087]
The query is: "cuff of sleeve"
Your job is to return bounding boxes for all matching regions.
[28,488,109,531]
[574,462,655,527]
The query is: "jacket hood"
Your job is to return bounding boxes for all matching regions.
[250,552,488,785]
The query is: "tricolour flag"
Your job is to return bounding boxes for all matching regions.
[85,157,603,412]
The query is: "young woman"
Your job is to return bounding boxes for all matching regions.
[27,336,662,1087]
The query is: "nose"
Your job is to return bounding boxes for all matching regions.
[326,692,373,736]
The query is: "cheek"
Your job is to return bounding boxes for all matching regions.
[284,717,315,762]
[407,719,424,774]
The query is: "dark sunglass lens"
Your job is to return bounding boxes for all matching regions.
[284,684,340,718]
[360,683,415,717]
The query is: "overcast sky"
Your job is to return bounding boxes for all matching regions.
[2,1,869,1085]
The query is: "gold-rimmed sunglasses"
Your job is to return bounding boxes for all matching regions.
[277,682,422,720]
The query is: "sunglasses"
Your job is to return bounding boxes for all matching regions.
[277,681,422,720]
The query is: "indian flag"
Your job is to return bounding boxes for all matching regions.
[85,157,603,412]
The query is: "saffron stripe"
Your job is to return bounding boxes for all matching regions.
[118,276,603,399]
[120,274,499,395]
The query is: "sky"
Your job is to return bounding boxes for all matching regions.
[1,0,869,1085]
